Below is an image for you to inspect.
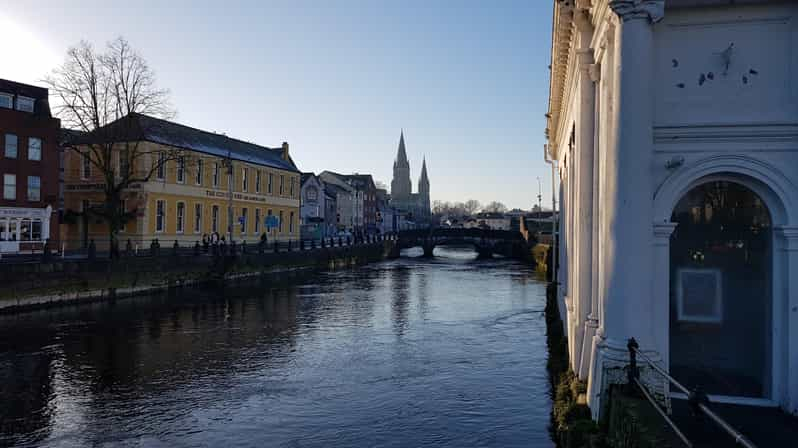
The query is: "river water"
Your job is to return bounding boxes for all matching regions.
[0,247,553,447]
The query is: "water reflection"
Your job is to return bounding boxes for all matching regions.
[0,248,552,447]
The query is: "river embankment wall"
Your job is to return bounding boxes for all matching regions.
[0,241,395,313]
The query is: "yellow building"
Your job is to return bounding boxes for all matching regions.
[63,113,301,250]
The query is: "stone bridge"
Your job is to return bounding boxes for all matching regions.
[393,228,527,258]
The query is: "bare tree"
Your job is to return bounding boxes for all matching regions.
[482,201,508,214]
[463,199,481,215]
[45,37,178,257]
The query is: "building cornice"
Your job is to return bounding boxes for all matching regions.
[608,0,664,23]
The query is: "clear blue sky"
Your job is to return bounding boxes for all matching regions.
[1,0,554,210]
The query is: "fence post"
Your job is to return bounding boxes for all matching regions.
[627,338,639,387]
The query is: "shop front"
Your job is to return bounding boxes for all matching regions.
[0,205,52,254]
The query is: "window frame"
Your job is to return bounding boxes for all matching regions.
[676,267,723,324]
[195,158,203,185]
[28,137,42,161]
[176,201,185,233]
[268,173,273,194]
[211,204,219,233]
[119,199,128,233]
[279,175,284,195]
[27,176,41,201]
[255,170,261,193]
[156,152,166,180]
[289,211,294,234]
[254,208,261,234]
[176,156,186,184]
[240,207,247,234]
[213,162,219,187]
[155,199,166,233]
[194,203,202,234]
[5,134,18,158]
[16,96,34,113]
[242,167,248,192]
[0,93,11,109]
[3,174,16,200]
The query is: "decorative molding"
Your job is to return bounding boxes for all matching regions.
[653,222,678,243]
[609,0,665,24]
[588,63,601,82]
[654,124,798,144]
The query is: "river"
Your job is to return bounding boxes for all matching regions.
[0,247,553,447]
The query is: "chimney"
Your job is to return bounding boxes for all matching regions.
[281,142,289,161]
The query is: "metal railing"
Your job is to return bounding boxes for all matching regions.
[627,338,757,448]
[0,233,397,264]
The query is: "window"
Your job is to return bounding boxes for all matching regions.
[176,202,185,233]
[241,207,247,234]
[119,147,129,177]
[289,211,294,234]
[31,220,42,241]
[156,199,166,232]
[28,138,41,161]
[196,159,203,185]
[279,210,284,233]
[176,156,185,183]
[81,154,91,180]
[213,162,219,187]
[27,176,40,201]
[279,175,284,195]
[156,152,165,180]
[212,205,219,233]
[255,171,261,193]
[16,96,34,112]
[268,173,273,194]
[0,93,11,109]
[255,209,261,234]
[242,167,248,192]
[20,219,31,241]
[290,177,295,198]
[5,134,17,158]
[3,174,16,200]
[307,186,318,201]
[194,203,202,233]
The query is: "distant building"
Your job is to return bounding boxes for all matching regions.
[323,188,337,237]
[390,131,430,226]
[63,113,300,249]
[321,178,354,234]
[475,212,510,230]
[0,79,61,254]
[375,188,394,234]
[319,171,379,236]
[300,172,326,239]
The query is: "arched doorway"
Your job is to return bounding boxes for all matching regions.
[669,180,772,399]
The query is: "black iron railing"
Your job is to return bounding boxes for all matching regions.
[627,338,757,448]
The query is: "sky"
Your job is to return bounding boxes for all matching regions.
[0,0,554,210]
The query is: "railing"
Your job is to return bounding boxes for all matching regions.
[627,338,757,448]
[0,233,397,264]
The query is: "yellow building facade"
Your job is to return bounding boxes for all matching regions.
[63,114,301,250]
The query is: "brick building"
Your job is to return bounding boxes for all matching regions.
[0,79,60,254]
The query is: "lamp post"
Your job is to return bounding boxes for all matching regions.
[222,150,234,243]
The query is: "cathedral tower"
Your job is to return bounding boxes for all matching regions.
[418,156,430,217]
[391,131,412,201]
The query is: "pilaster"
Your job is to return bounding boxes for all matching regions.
[774,226,798,414]
[589,0,663,419]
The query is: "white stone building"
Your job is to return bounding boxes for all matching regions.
[546,0,798,418]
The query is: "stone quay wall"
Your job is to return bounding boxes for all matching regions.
[0,240,396,313]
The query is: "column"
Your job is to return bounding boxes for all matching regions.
[775,226,798,413]
[574,8,596,380]
[591,0,664,416]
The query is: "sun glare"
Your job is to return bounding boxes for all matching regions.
[0,14,60,85]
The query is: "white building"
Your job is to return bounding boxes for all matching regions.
[546,0,798,418]
[300,173,326,239]
[319,173,355,233]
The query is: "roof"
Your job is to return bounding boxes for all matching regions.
[319,171,376,191]
[301,172,318,185]
[0,78,52,117]
[68,112,299,172]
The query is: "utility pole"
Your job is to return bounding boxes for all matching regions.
[536,176,543,219]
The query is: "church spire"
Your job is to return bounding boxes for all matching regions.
[396,129,408,165]
[418,155,429,194]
